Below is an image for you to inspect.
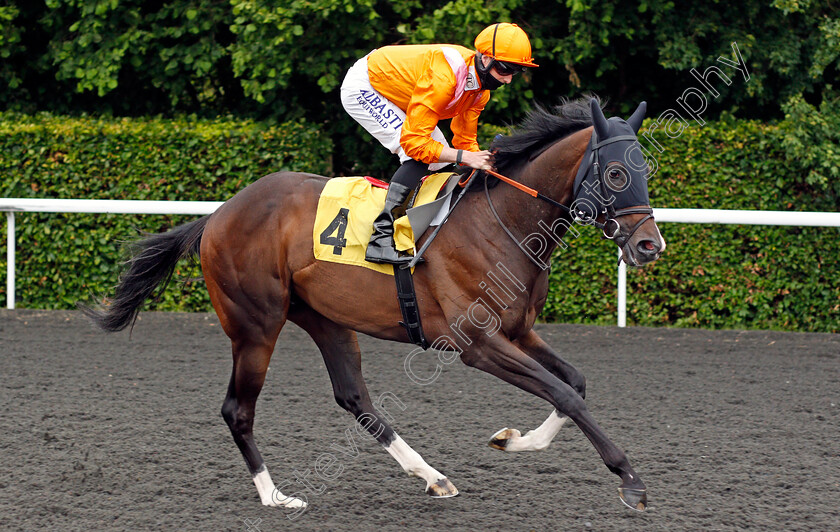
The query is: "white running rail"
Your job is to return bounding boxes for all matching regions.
[2,199,839,321]
[617,208,840,327]
[1,199,222,310]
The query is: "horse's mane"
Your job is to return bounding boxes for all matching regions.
[491,96,599,172]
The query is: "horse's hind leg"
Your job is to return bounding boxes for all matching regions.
[205,270,304,509]
[219,335,305,509]
[288,303,458,498]
[489,330,582,452]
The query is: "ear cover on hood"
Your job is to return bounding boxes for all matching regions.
[590,98,610,140]
[573,99,652,216]
[626,101,647,134]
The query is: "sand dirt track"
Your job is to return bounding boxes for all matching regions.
[1,309,838,531]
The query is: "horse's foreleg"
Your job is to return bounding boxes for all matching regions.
[461,338,647,511]
[489,330,584,452]
[488,410,569,452]
[289,305,458,498]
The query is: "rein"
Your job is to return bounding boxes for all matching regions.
[483,132,654,267]
[485,168,569,213]
[483,171,557,268]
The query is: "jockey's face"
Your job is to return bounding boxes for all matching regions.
[480,54,514,85]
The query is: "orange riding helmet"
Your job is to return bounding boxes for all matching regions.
[473,23,537,90]
[474,23,538,68]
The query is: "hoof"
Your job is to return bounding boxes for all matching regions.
[426,478,459,498]
[618,487,647,512]
[488,427,521,451]
[280,497,307,509]
[269,492,307,509]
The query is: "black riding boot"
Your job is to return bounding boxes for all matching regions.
[365,182,415,264]
[365,160,428,265]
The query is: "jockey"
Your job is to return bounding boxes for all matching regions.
[340,22,538,265]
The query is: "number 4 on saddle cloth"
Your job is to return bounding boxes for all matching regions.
[313,172,458,276]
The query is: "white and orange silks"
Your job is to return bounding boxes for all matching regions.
[340,44,490,169]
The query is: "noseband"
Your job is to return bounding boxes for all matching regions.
[484,130,654,268]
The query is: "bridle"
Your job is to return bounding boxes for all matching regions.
[577,132,654,247]
[483,130,654,268]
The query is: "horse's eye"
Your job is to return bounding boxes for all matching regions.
[605,165,629,192]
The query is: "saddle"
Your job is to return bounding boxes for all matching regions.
[312,172,459,275]
[312,170,472,349]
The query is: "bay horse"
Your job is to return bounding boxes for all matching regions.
[86,98,664,512]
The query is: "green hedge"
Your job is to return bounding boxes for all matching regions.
[543,117,840,333]
[1,114,837,332]
[0,114,332,311]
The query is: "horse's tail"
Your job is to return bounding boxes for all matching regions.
[82,216,209,332]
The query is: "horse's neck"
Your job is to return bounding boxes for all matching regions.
[488,127,592,241]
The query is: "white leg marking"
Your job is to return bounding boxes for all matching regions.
[385,435,447,488]
[252,466,307,508]
[500,410,570,452]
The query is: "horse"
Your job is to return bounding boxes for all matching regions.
[85,97,665,513]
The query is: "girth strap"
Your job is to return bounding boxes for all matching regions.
[393,264,430,349]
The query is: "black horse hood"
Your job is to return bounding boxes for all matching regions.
[573,101,651,217]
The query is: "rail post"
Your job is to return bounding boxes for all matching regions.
[6,211,14,309]
[618,248,626,327]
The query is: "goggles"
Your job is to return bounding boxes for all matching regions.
[492,60,526,76]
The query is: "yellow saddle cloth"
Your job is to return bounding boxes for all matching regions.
[313,173,454,275]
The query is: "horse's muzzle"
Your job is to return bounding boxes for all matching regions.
[621,237,662,266]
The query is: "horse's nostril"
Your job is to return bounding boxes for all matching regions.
[638,240,658,254]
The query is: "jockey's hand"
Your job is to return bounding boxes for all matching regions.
[462,149,495,171]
